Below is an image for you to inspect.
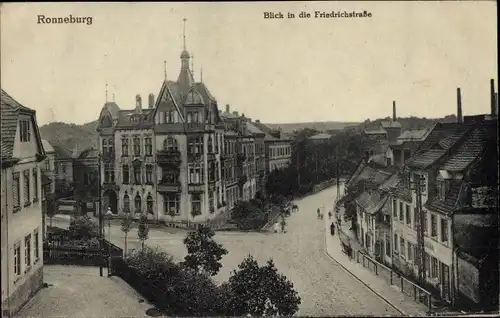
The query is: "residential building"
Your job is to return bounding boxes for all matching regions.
[40,139,55,197]
[73,147,99,214]
[52,145,74,197]
[96,28,229,225]
[385,129,429,167]
[363,102,402,159]
[391,83,498,309]
[1,89,45,316]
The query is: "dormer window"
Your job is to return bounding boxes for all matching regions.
[437,179,449,200]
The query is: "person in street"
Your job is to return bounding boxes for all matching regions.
[330,222,335,236]
[317,208,320,219]
[280,216,287,233]
[328,210,332,219]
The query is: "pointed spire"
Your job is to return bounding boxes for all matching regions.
[183,18,187,51]
[200,66,203,83]
[105,83,108,102]
[191,54,195,81]
[164,60,167,81]
[113,93,115,102]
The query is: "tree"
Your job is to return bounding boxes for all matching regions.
[137,213,149,251]
[120,212,133,256]
[232,201,267,230]
[45,193,57,228]
[182,225,228,276]
[68,215,98,239]
[225,255,301,316]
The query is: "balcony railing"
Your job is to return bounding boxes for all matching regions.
[207,152,216,161]
[188,183,204,193]
[237,153,246,164]
[157,181,181,193]
[188,152,203,162]
[157,150,181,165]
[102,182,119,191]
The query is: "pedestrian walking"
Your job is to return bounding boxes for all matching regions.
[280,216,287,233]
[328,210,332,219]
[330,222,335,236]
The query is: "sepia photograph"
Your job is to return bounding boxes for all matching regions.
[1,1,498,317]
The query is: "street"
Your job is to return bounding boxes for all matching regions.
[49,185,400,316]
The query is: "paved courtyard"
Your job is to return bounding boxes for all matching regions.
[16,265,158,318]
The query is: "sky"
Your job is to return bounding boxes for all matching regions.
[1,2,497,126]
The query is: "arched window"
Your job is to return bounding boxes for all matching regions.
[163,137,177,151]
[147,194,154,214]
[134,193,142,213]
[123,193,130,213]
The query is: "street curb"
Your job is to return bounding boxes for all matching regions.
[323,228,408,317]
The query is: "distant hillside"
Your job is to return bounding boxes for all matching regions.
[40,121,98,152]
[39,115,458,152]
[264,121,360,134]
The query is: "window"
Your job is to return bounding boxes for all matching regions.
[34,230,39,261]
[441,218,449,244]
[425,253,430,275]
[420,174,427,194]
[385,234,391,256]
[122,165,130,184]
[134,193,142,213]
[147,195,153,215]
[414,208,419,230]
[393,234,398,253]
[133,136,141,156]
[13,172,20,210]
[191,193,201,214]
[164,110,174,123]
[431,257,438,279]
[405,205,411,226]
[163,137,178,151]
[24,170,30,206]
[144,137,152,156]
[32,168,38,201]
[123,193,130,213]
[399,202,403,222]
[14,243,21,276]
[400,237,405,258]
[436,179,449,200]
[122,137,129,156]
[161,169,178,184]
[104,165,114,183]
[20,119,31,142]
[164,193,180,215]
[102,138,114,155]
[407,242,413,262]
[25,234,31,269]
[134,166,141,184]
[188,136,203,154]
[189,164,203,184]
[392,199,397,217]
[431,214,437,237]
[146,165,153,184]
[208,135,213,153]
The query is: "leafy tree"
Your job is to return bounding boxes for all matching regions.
[68,215,98,239]
[45,193,57,228]
[225,255,301,316]
[232,201,267,230]
[120,212,133,256]
[182,225,228,276]
[137,213,149,251]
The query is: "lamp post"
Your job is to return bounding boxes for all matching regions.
[105,207,113,277]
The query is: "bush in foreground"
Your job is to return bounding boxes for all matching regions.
[68,215,98,239]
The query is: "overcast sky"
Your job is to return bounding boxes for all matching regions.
[1,2,497,126]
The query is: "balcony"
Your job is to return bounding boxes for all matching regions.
[157,150,181,165]
[188,152,203,163]
[157,181,181,193]
[102,152,115,162]
[102,182,119,191]
[207,152,216,161]
[237,153,246,164]
[188,183,204,193]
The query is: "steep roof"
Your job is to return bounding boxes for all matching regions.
[1,89,44,160]
[52,145,73,160]
[355,191,389,215]
[309,133,331,140]
[397,129,428,141]
[380,120,402,129]
[42,139,55,153]
[115,109,154,129]
[103,102,121,119]
[246,122,265,136]
[424,179,463,215]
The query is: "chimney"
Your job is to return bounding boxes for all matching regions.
[226,104,230,113]
[148,93,155,108]
[233,111,238,116]
[256,119,260,123]
[490,79,496,116]
[136,94,142,112]
[457,87,463,124]
[392,101,396,121]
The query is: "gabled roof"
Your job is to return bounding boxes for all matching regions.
[364,128,387,135]
[52,145,74,160]
[77,147,99,160]
[397,129,428,141]
[1,89,44,160]
[103,102,121,119]
[424,179,463,215]
[42,139,55,153]
[355,191,389,215]
[246,122,265,136]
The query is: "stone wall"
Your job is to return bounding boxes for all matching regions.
[1,266,43,317]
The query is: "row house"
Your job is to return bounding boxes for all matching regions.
[363,101,402,159]
[251,120,292,174]
[1,89,45,316]
[97,36,227,224]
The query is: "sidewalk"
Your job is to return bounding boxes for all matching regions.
[324,216,430,317]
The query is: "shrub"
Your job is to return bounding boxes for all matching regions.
[68,215,98,239]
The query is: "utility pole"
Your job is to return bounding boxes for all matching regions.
[413,173,426,287]
[98,153,103,277]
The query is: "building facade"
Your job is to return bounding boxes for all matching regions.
[1,90,45,316]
